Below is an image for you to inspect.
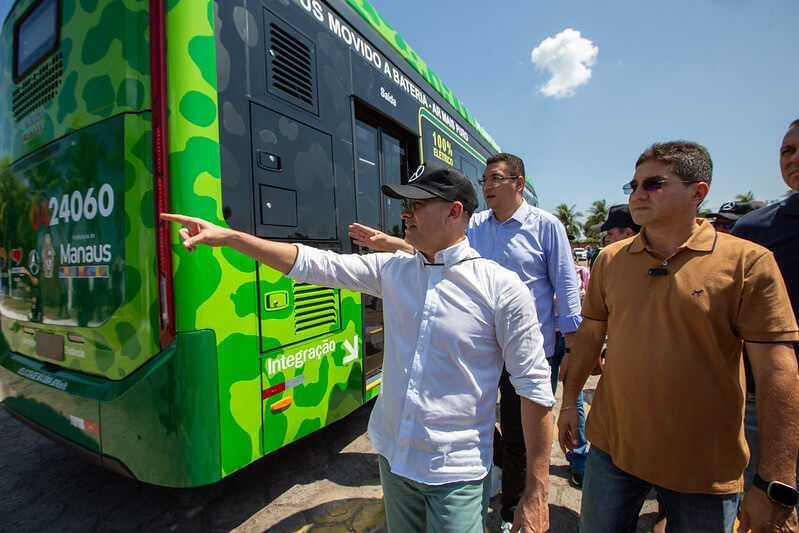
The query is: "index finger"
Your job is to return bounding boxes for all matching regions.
[160,213,194,225]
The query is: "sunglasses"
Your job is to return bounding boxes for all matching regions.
[622,176,696,195]
[478,175,520,186]
[713,220,735,231]
[400,198,420,212]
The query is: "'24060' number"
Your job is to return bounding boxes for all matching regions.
[30,184,115,230]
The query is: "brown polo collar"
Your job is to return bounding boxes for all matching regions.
[627,219,717,255]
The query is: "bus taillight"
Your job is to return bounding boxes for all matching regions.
[150,0,175,348]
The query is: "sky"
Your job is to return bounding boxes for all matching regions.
[366,0,798,220]
[1,0,797,227]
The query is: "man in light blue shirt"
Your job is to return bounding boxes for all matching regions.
[350,153,585,525]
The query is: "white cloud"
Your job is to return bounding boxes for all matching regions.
[530,28,598,98]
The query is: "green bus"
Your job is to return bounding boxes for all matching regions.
[0,0,535,487]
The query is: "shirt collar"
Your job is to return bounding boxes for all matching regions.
[491,200,531,225]
[416,238,479,266]
[627,218,717,255]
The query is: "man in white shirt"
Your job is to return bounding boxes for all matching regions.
[162,162,555,533]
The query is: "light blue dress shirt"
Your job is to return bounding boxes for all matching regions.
[288,239,554,485]
[466,201,583,357]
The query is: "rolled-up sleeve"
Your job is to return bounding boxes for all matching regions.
[494,272,555,407]
[287,244,388,298]
[547,220,583,333]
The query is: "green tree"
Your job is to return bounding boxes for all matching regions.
[582,199,608,237]
[553,203,583,239]
[735,191,755,202]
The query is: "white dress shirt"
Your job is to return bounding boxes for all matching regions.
[288,238,554,485]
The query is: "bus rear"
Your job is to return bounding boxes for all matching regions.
[0,0,215,485]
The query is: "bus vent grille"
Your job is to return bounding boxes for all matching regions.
[266,19,318,115]
[12,52,63,122]
[293,283,338,334]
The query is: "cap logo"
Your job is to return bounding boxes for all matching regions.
[721,201,735,211]
[409,164,425,182]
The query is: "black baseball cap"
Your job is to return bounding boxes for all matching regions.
[591,204,641,233]
[708,201,755,221]
[381,162,479,215]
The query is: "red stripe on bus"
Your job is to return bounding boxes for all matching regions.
[263,383,286,399]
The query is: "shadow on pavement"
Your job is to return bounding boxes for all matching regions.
[0,400,378,532]
[265,497,386,532]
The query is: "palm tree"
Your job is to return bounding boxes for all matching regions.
[553,203,583,239]
[735,191,755,202]
[583,199,608,237]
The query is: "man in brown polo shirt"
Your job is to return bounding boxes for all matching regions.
[558,141,799,532]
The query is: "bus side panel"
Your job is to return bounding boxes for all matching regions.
[261,290,364,455]
[101,330,222,487]
[165,0,265,477]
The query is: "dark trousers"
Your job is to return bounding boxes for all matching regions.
[495,367,526,523]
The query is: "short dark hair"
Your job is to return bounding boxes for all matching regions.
[790,118,799,128]
[486,153,525,178]
[635,141,712,186]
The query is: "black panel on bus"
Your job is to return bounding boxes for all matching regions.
[251,103,335,240]
[214,0,356,249]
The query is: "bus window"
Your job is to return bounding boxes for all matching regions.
[460,156,487,212]
[355,121,382,230]
[381,133,407,237]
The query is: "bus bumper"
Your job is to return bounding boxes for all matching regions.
[0,330,222,487]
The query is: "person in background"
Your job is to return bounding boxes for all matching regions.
[592,204,641,245]
[709,201,755,234]
[733,119,799,509]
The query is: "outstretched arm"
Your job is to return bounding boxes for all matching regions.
[348,223,413,254]
[160,213,298,274]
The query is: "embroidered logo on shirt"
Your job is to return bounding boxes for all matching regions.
[691,289,704,296]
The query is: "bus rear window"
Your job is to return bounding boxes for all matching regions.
[14,0,59,81]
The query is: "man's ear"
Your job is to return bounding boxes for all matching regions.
[693,182,709,204]
[515,176,525,193]
[447,201,465,225]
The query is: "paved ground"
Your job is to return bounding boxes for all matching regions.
[0,375,664,532]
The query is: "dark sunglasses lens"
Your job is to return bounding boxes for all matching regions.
[644,178,664,192]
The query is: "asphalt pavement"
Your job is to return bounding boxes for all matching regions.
[1,375,665,532]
